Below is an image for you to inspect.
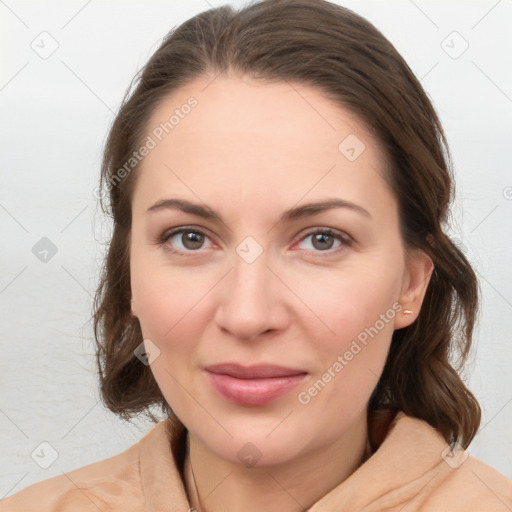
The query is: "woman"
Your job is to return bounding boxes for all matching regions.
[2,0,511,510]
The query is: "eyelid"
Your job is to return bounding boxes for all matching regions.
[158,225,210,243]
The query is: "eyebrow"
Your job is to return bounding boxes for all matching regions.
[145,197,372,222]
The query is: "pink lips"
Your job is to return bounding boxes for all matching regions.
[204,363,308,406]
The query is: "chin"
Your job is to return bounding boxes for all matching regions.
[192,413,318,468]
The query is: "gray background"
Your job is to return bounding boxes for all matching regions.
[1,0,511,497]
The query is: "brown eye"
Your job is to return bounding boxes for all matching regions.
[311,232,335,251]
[296,228,349,254]
[181,231,204,250]
[160,227,214,254]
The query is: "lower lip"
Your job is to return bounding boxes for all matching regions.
[205,371,308,406]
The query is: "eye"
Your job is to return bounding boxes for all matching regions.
[157,226,351,256]
[159,226,214,254]
[295,228,351,253]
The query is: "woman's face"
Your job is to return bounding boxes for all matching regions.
[130,75,432,466]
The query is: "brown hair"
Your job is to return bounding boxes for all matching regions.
[93,0,480,448]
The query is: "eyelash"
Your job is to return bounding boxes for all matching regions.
[156,225,352,257]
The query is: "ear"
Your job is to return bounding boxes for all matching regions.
[394,249,434,329]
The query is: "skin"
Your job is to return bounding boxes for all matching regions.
[130,74,434,512]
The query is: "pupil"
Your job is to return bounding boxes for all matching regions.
[183,232,203,249]
[313,233,333,250]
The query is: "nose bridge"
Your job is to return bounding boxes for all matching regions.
[231,248,270,299]
[214,243,286,339]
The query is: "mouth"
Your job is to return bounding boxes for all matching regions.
[203,363,308,406]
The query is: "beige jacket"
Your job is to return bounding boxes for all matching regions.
[1,412,511,511]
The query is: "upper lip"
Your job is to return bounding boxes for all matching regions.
[204,363,307,379]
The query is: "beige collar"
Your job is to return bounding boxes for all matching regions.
[139,412,450,512]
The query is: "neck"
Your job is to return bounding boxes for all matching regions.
[184,410,369,512]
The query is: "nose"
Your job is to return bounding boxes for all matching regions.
[213,249,290,341]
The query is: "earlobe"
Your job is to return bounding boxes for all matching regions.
[395,249,434,329]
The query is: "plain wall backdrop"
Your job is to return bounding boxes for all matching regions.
[1,0,511,498]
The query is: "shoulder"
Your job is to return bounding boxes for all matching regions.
[0,431,147,512]
[419,450,512,511]
[364,412,512,511]
[397,414,512,510]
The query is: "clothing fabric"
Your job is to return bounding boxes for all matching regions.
[1,411,511,511]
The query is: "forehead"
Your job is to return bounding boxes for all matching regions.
[145,74,378,162]
[132,75,395,226]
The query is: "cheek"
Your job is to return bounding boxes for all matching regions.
[292,265,400,418]
[130,258,210,414]
[291,262,401,348]
[130,254,217,350]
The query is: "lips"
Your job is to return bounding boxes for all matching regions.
[203,362,308,406]
[204,362,307,379]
